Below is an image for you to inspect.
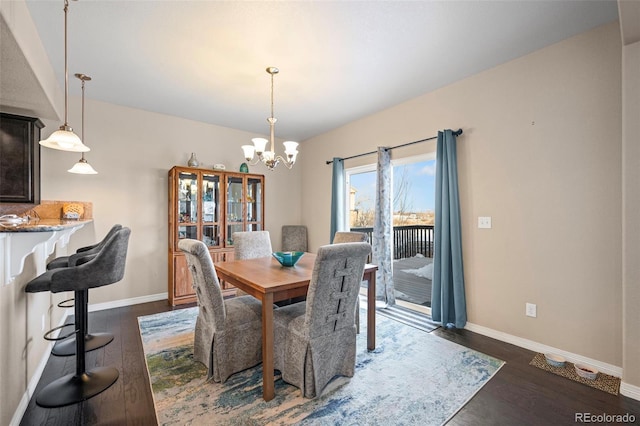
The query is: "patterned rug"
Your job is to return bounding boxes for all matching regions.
[138,307,504,425]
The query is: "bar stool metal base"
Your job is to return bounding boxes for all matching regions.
[52,332,114,356]
[35,367,119,408]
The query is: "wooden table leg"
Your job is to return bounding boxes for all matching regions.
[366,270,376,351]
[261,292,275,401]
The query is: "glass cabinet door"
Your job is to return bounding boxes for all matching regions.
[202,173,221,247]
[226,176,244,246]
[178,172,198,240]
[246,177,263,231]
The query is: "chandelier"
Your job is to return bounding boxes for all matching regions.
[39,0,90,152]
[241,67,298,170]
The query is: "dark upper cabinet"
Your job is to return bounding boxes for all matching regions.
[0,113,44,204]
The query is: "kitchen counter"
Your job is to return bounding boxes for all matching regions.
[0,219,92,286]
[0,218,92,232]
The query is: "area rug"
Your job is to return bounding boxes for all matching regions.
[138,307,504,425]
[529,353,620,395]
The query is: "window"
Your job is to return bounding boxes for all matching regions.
[345,153,436,229]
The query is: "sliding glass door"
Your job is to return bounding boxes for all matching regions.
[345,153,436,312]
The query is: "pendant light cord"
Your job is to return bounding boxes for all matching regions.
[63,0,69,127]
[270,71,275,127]
[269,70,275,153]
[80,77,85,160]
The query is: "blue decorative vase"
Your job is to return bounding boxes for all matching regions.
[240,163,249,173]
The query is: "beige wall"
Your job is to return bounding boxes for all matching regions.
[301,22,626,367]
[37,99,303,303]
[622,39,640,389]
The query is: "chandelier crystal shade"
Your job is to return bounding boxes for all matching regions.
[68,73,97,174]
[241,67,298,171]
[40,0,90,153]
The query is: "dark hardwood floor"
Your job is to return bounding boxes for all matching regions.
[20,300,640,425]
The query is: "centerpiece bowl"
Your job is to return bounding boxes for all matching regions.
[272,251,304,267]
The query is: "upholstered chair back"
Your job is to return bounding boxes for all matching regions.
[305,242,371,338]
[48,227,131,293]
[47,224,123,270]
[333,231,368,244]
[179,238,263,383]
[69,224,123,266]
[178,239,226,326]
[233,231,273,259]
[282,225,308,252]
[332,231,369,333]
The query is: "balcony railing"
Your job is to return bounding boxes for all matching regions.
[351,225,434,260]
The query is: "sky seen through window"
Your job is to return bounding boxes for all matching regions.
[350,159,436,213]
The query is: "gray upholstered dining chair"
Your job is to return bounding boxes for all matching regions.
[179,239,263,383]
[232,230,273,297]
[233,230,273,259]
[282,225,308,252]
[333,231,368,244]
[333,231,369,333]
[273,242,371,398]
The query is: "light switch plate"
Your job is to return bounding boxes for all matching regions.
[478,216,492,229]
[526,303,537,318]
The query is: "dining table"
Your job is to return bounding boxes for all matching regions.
[214,252,378,401]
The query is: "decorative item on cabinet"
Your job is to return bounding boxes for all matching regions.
[187,153,200,167]
[168,165,265,305]
[240,162,249,173]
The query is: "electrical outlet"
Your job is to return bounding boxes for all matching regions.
[526,303,537,318]
[478,216,492,229]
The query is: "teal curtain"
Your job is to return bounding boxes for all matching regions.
[373,147,394,305]
[330,157,345,243]
[432,130,467,328]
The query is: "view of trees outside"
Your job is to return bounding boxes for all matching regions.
[349,159,436,228]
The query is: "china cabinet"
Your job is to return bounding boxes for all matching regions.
[168,166,265,305]
[224,174,264,244]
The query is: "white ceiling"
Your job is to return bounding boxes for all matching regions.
[13,1,620,141]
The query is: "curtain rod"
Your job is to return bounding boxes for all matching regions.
[325,128,463,165]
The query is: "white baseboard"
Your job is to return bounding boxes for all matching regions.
[88,292,168,312]
[464,321,624,378]
[620,382,640,400]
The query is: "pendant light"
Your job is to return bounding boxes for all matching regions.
[68,73,97,174]
[40,0,90,152]
[241,67,298,170]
